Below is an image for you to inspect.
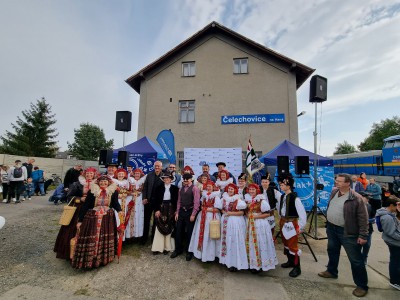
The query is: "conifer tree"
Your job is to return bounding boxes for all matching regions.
[0,97,59,157]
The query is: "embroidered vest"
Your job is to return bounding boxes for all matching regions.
[279,192,299,218]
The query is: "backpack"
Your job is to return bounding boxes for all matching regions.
[375,215,383,232]
[13,167,23,178]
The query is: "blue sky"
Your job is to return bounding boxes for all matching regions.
[1,0,399,157]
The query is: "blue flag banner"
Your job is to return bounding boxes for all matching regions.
[156,130,176,164]
[273,165,334,212]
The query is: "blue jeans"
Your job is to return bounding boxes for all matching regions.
[361,232,372,263]
[33,181,45,195]
[388,244,400,285]
[326,222,368,291]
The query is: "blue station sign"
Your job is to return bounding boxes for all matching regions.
[221,114,285,125]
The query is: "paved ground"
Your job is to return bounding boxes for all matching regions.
[0,194,398,300]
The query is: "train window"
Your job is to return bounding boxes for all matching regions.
[394,140,400,147]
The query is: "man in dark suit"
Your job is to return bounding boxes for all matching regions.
[141,161,164,244]
[212,162,236,184]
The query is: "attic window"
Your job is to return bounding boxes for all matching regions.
[182,62,196,77]
[233,58,248,74]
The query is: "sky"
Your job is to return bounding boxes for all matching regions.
[1,0,399,157]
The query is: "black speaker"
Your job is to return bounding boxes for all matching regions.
[277,156,289,174]
[99,149,113,166]
[309,75,327,103]
[295,156,310,175]
[115,111,132,132]
[117,151,129,167]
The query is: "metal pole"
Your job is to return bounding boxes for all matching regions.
[123,132,126,150]
[313,102,318,238]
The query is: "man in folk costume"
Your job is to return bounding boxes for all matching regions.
[178,165,197,188]
[212,162,236,184]
[170,173,201,261]
[152,171,179,254]
[237,173,248,200]
[277,173,306,277]
[141,161,164,245]
[112,168,131,242]
[260,173,282,235]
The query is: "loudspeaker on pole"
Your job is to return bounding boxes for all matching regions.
[309,75,327,103]
[295,156,310,175]
[117,151,129,167]
[277,156,289,174]
[99,149,113,166]
[115,111,132,132]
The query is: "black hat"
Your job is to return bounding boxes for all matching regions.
[161,171,174,179]
[216,162,226,167]
[106,163,118,167]
[182,173,193,180]
[238,173,247,180]
[261,173,271,181]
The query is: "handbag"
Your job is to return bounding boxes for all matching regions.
[209,216,221,239]
[58,197,77,225]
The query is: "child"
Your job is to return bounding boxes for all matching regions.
[22,178,34,201]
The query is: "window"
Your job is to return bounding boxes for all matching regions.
[233,58,248,74]
[182,62,196,77]
[177,151,184,170]
[179,100,195,123]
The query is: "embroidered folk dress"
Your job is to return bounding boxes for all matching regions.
[215,178,233,193]
[188,190,223,262]
[218,192,248,270]
[126,175,147,238]
[72,182,121,269]
[113,178,132,241]
[244,194,278,271]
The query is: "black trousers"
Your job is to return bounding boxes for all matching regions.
[175,209,195,254]
[9,181,24,200]
[2,183,9,200]
[369,199,381,216]
[142,204,154,243]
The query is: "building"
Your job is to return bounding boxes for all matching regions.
[126,21,314,168]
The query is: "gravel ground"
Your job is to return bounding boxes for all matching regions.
[0,197,397,300]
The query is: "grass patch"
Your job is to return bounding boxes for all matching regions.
[122,244,142,258]
[73,288,90,296]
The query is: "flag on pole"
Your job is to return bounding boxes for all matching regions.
[246,138,265,175]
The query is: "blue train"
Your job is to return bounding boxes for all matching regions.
[332,135,400,183]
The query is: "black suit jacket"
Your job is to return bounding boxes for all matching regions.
[153,184,179,213]
[142,171,164,206]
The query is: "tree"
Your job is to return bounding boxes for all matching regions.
[358,116,400,151]
[334,141,357,155]
[67,123,114,160]
[0,97,59,157]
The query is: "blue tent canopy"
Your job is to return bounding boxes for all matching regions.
[115,136,167,160]
[260,140,333,167]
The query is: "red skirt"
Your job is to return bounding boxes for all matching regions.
[53,202,82,260]
[71,209,117,269]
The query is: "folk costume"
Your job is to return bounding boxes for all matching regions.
[126,169,147,239]
[215,170,234,193]
[189,183,222,262]
[260,178,282,235]
[72,176,121,269]
[112,168,132,242]
[277,174,307,277]
[244,184,278,272]
[219,184,248,271]
[237,173,248,200]
[54,168,97,260]
[151,172,179,253]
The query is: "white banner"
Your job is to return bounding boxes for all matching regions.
[184,148,242,182]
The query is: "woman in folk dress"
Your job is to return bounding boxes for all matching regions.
[126,168,147,240]
[112,168,131,242]
[244,183,278,273]
[215,170,233,193]
[219,183,248,271]
[189,180,222,262]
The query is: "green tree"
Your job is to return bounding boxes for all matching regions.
[0,97,59,157]
[334,141,357,155]
[358,116,400,151]
[67,123,113,160]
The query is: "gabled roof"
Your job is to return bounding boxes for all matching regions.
[126,21,315,94]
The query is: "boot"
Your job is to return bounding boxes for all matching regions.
[289,256,301,277]
[281,251,294,268]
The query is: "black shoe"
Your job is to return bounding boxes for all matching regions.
[250,269,261,274]
[289,266,301,277]
[163,250,169,255]
[229,267,237,272]
[281,261,294,268]
[15,200,21,204]
[170,251,181,259]
[152,251,160,255]
[186,253,193,261]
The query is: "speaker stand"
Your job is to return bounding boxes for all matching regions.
[304,197,327,240]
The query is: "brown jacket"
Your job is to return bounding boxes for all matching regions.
[328,188,368,239]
